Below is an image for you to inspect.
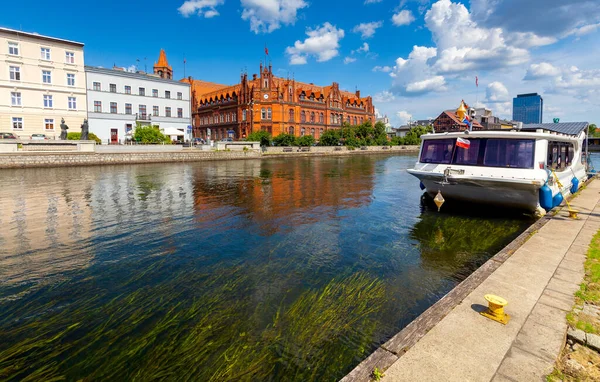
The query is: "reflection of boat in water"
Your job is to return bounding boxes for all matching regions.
[408,122,590,213]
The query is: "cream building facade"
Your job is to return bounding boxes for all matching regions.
[0,27,87,139]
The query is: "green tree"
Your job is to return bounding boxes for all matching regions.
[67,132,101,144]
[390,136,405,146]
[246,131,272,146]
[589,124,600,137]
[296,135,315,146]
[319,129,340,146]
[133,124,171,144]
[273,133,296,146]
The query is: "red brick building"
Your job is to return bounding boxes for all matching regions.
[181,63,376,141]
[433,110,483,133]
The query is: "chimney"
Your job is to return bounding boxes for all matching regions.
[355,90,360,98]
[252,74,257,80]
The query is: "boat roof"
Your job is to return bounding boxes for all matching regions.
[521,122,588,136]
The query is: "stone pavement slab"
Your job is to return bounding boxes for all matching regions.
[377,179,600,382]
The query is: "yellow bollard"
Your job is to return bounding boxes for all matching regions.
[480,294,510,325]
[434,191,445,212]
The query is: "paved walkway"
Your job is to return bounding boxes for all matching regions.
[380,179,600,381]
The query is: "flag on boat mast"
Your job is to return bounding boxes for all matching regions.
[456,137,471,149]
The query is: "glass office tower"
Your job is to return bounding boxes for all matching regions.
[513,93,543,124]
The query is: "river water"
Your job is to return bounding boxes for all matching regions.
[0,154,533,381]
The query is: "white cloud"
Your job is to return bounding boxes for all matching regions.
[352,21,383,39]
[396,111,413,125]
[568,22,600,37]
[344,57,357,64]
[405,76,446,94]
[241,0,308,34]
[125,65,136,73]
[485,81,509,102]
[178,0,224,17]
[364,0,382,3]
[373,65,393,73]
[505,32,557,49]
[351,42,370,55]
[286,22,345,65]
[392,10,415,26]
[374,91,396,103]
[524,62,561,80]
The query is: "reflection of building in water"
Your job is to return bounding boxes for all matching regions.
[191,157,376,231]
[0,168,94,285]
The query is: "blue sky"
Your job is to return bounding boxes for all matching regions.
[2,0,599,125]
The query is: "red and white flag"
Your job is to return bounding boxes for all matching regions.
[475,76,478,87]
[456,137,471,149]
[265,47,269,55]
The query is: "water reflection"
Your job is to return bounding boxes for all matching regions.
[0,155,531,381]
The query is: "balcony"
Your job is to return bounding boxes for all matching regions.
[136,113,151,121]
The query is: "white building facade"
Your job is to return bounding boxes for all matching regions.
[0,27,87,138]
[85,66,191,144]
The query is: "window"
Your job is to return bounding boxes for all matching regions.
[68,97,76,110]
[219,114,224,123]
[125,85,131,94]
[319,113,324,123]
[310,112,315,123]
[483,139,534,169]
[153,106,159,116]
[267,107,272,120]
[242,109,247,121]
[93,82,101,91]
[110,84,117,93]
[110,102,117,114]
[165,91,170,99]
[319,128,323,137]
[64,74,74,87]
[330,114,334,124]
[261,108,266,119]
[454,139,482,165]
[232,112,237,122]
[43,95,53,108]
[177,108,183,118]
[139,87,145,96]
[94,101,102,112]
[41,47,51,60]
[42,70,52,84]
[289,109,294,122]
[165,107,171,117]
[177,92,182,100]
[11,92,21,106]
[225,113,229,123]
[12,117,23,130]
[420,139,455,164]
[301,127,305,136]
[125,103,132,114]
[139,105,146,118]
[301,111,306,123]
[9,66,20,81]
[354,116,357,125]
[311,128,315,137]
[289,126,294,135]
[45,119,54,130]
[547,141,574,171]
[8,42,19,55]
[152,89,158,97]
[65,51,75,63]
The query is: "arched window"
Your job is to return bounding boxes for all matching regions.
[319,113,324,123]
[289,86,292,95]
[301,127,305,136]
[330,114,334,124]
[220,114,224,123]
[264,79,268,88]
[319,128,323,137]
[261,108,266,120]
[347,115,351,124]
[354,116,357,125]
[225,113,229,123]
[232,113,237,122]
[289,126,294,136]
[242,109,247,121]
[301,111,306,123]
[310,112,315,123]
[267,108,272,120]
[311,128,315,137]
[360,117,364,124]
[289,109,294,122]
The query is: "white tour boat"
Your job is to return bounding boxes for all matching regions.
[407,122,591,214]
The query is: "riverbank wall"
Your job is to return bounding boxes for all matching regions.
[0,145,419,169]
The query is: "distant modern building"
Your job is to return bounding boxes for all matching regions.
[0,27,87,138]
[512,93,543,124]
[85,50,191,144]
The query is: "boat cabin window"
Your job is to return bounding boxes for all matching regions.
[421,139,455,164]
[420,138,535,169]
[547,141,574,171]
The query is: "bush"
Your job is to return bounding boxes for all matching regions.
[296,135,315,146]
[246,131,272,146]
[133,125,170,144]
[319,129,340,146]
[67,132,101,144]
[273,133,296,147]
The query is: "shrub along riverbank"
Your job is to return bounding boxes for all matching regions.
[246,121,433,148]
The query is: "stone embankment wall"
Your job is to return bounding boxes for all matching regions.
[0,145,419,169]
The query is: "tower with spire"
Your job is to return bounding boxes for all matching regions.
[154,49,173,79]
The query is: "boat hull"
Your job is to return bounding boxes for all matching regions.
[409,171,541,211]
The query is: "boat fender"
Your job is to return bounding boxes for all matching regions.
[571,177,579,194]
[539,184,553,211]
[553,192,564,208]
[419,181,426,191]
